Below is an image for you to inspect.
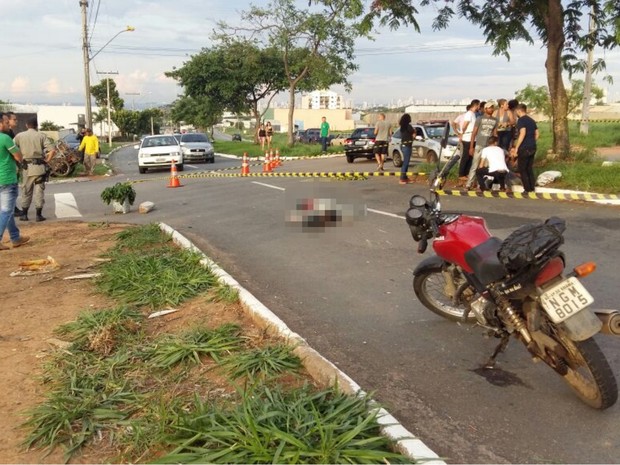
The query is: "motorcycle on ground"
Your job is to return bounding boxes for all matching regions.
[406,148,619,410]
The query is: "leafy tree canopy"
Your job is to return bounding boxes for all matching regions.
[90,79,125,112]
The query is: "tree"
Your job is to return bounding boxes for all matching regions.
[516,79,605,123]
[90,79,125,113]
[359,0,620,157]
[40,121,62,131]
[166,40,284,140]
[112,110,140,138]
[220,0,364,145]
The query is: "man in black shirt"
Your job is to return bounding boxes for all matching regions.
[510,104,539,193]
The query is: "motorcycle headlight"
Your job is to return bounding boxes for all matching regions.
[406,207,425,226]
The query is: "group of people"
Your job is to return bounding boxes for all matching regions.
[258,121,274,151]
[453,98,539,193]
[371,98,539,190]
[0,111,101,251]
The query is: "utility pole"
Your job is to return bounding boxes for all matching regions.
[580,8,596,135]
[80,0,92,129]
[96,71,119,146]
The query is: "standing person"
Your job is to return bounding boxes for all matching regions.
[320,116,330,154]
[507,99,519,148]
[265,122,273,149]
[258,124,266,151]
[511,103,539,194]
[373,113,391,171]
[398,113,415,185]
[466,100,498,190]
[1,112,23,217]
[452,104,469,159]
[14,117,56,222]
[0,113,29,250]
[475,136,509,191]
[496,99,516,151]
[78,128,99,176]
[458,99,480,183]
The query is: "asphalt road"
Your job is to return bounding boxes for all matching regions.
[46,146,620,463]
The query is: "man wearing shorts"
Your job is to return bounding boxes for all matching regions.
[373,113,391,171]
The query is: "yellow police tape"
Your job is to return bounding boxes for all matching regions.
[438,189,620,201]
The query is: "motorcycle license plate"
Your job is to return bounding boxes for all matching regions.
[540,277,594,323]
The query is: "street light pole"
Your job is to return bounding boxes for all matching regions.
[80,0,134,129]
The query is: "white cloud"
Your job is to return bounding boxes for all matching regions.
[43,78,61,94]
[11,77,29,94]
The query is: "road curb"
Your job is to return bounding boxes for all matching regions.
[159,222,446,464]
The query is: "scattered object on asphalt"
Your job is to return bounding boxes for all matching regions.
[148,308,179,319]
[63,273,102,280]
[10,256,60,276]
[139,201,155,213]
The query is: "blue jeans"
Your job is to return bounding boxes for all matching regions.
[400,143,413,180]
[321,137,328,153]
[0,183,20,242]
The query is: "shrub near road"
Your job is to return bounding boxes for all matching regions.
[19,223,409,464]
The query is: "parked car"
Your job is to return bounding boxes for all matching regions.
[135,135,183,174]
[330,133,347,146]
[61,133,81,150]
[173,132,215,163]
[294,129,305,142]
[388,124,458,167]
[299,128,321,144]
[232,133,242,141]
[343,127,377,163]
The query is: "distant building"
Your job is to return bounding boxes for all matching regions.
[301,90,350,110]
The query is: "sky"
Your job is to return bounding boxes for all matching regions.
[2,0,619,109]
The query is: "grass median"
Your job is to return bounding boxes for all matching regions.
[22,223,411,464]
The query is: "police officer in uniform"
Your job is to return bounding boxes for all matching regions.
[14,117,55,222]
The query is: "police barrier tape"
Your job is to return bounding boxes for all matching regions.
[437,189,620,201]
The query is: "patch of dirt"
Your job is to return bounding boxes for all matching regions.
[0,221,296,464]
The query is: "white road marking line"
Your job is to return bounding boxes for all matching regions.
[54,193,82,218]
[367,208,405,220]
[252,181,286,191]
[250,183,406,218]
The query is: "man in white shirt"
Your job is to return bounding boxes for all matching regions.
[476,135,509,191]
[457,99,480,181]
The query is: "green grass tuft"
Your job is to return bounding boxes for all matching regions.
[224,344,302,380]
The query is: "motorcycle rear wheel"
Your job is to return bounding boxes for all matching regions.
[541,325,617,409]
[413,266,476,323]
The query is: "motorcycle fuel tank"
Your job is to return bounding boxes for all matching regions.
[433,215,492,273]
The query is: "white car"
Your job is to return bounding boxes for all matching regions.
[388,124,457,167]
[135,135,183,174]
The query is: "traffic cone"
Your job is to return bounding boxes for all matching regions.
[275,148,282,167]
[269,149,276,170]
[263,152,270,173]
[167,160,183,188]
[241,152,250,176]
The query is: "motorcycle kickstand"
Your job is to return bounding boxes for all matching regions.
[483,335,510,369]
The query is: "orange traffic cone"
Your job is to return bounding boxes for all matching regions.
[167,160,183,188]
[269,149,276,170]
[275,148,282,167]
[263,152,269,173]
[241,152,250,176]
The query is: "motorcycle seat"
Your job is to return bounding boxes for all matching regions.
[464,237,507,285]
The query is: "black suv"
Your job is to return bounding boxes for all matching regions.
[300,128,321,143]
[343,127,376,163]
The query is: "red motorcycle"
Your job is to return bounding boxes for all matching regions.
[407,154,619,409]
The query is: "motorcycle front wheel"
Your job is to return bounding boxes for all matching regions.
[413,266,476,323]
[540,323,617,409]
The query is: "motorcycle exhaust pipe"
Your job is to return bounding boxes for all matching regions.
[594,309,620,336]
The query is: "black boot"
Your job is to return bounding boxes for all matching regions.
[36,208,46,222]
[14,206,22,218]
[20,208,29,221]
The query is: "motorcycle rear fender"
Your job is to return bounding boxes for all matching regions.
[413,255,445,276]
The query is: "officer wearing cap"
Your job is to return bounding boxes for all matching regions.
[13,117,56,222]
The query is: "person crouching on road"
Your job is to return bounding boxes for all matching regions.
[475,136,509,192]
[0,112,30,250]
[78,128,100,176]
[14,117,56,222]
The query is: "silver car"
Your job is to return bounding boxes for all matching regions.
[388,124,458,167]
[174,133,215,163]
